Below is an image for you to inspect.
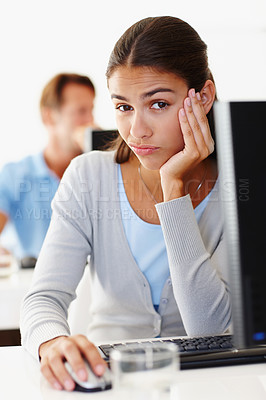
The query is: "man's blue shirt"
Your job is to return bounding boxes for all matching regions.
[0,152,59,258]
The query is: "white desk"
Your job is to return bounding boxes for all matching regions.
[0,268,34,330]
[2,346,266,400]
[0,265,91,333]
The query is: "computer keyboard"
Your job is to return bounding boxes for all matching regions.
[99,334,232,367]
[99,334,233,357]
[98,334,266,369]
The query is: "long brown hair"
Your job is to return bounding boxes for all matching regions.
[106,16,217,163]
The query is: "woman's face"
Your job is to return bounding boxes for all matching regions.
[108,66,189,170]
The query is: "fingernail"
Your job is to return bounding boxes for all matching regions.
[64,379,74,391]
[53,381,62,390]
[77,368,87,381]
[191,89,195,97]
[180,108,185,117]
[196,92,201,101]
[95,364,105,376]
[186,97,191,107]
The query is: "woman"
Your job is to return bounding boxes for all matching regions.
[21,16,231,391]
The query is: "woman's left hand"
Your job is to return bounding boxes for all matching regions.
[160,88,214,201]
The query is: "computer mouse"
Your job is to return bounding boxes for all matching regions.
[64,359,112,392]
[20,256,37,268]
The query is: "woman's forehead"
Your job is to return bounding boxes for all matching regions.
[108,66,187,93]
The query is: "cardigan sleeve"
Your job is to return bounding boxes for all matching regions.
[155,194,231,336]
[20,158,93,360]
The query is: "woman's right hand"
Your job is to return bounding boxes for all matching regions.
[159,87,215,202]
[39,334,107,391]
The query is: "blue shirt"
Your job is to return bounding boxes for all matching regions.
[0,152,59,258]
[118,165,211,307]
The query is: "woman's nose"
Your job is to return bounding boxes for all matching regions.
[130,112,152,139]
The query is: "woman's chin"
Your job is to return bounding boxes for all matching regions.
[137,158,165,171]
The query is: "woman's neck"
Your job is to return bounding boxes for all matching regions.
[124,154,217,208]
[121,155,162,224]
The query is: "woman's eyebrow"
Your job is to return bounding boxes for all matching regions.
[111,88,174,102]
[141,88,174,99]
[111,94,128,101]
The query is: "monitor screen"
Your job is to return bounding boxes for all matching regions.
[84,129,119,152]
[214,101,266,348]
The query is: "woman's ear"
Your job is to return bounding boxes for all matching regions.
[200,80,216,114]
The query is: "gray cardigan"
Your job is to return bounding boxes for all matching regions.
[20,151,231,359]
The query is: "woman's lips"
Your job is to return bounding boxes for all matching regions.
[130,144,159,156]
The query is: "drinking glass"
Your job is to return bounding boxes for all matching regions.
[110,342,179,399]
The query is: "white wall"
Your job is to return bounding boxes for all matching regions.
[0,0,265,168]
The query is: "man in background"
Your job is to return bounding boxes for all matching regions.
[0,73,96,263]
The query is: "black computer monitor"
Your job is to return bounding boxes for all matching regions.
[84,128,119,152]
[214,101,266,348]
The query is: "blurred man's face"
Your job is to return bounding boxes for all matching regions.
[51,82,95,152]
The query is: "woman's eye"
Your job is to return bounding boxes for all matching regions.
[151,102,169,110]
[116,104,133,112]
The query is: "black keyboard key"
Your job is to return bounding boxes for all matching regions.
[197,344,209,351]
[208,343,222,350]
[184,345,197,351]
[220,342,233,349]
[178,347,186,352]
